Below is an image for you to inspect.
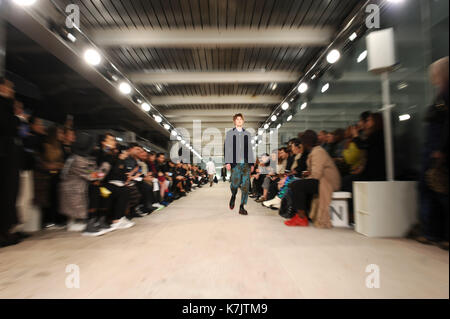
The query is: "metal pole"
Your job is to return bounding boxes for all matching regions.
[381,72,394,181]
[0,0,7,77]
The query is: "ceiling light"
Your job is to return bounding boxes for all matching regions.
[13,0,36,6]
[271,83,278,91]
[282,102,290,111]
[298,82,308,94]
[276,124,282,130]
[287,115,293,122]
[327,49,341,64]
[67,33,77,43]
[321,83,330,93]
[154,115,162,123]
[349,32,358,41]
[399,114,411,121]
[177,136,182,141]
[397,82,409,90]
[116,137,123,142]
[264,124,270,130]
[271,115,277,122]
[84,49,102,66]
[164,124,171,130]
[119,82,132,94]
[301,102,308,110]
[357,50,368,63]
[141,102,151,112]
[171,130,178,137]
[311,74,317,80]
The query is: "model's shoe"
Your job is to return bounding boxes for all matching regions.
[239,205,248,216]
[152,203,164,209]
[229,195,236,210]
[263,196,281,208]
[285,215,309,227]
[249,194,258,199]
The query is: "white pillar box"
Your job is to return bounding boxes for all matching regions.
[354,182,418,238]
[330,192,352,228]
[16,171,41,233]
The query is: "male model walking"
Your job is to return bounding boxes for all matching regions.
[224,114,255,215]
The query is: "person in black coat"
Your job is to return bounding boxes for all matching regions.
[0,78,22,247]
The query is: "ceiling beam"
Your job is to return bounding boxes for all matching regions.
[90,27,334,48]
[130,71,301,84]
[151,95,282,105]
[163,108,270,117]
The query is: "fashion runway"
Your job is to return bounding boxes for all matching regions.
[0,182,448,299]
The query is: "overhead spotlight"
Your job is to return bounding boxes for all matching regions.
[141,102,151,112]
[271,83,278,91]
[282,102,290,111]
[111,75,119,81]
[327,49,341,64]
[154,115,162,123]
[164,124,171,130]
[301,102,308,110]
[119,82,132,95]
[171,130,178,137]
[311,74,317,80]
[13,0,36,5]
[251,140,255,145]
[287,115,293,122]
[270,130,274,135]
[349,32,358,42]
[271,115,278,122]
[177,136,182,141]
[298,82,308,94]
[181,140,186,145]
[258,129,264,136]
[155,84,163,92]
[116,137,123,142]
[321,83,330,93]
[399,114,411,121]
[357,50,368,63]
[276,124,282,130]
[264,124,270,130]
[84,49,102,66]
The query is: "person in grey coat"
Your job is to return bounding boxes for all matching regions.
[224,113,255,215]
[59,132,100,230]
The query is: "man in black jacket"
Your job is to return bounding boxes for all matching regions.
[0,78,21,247]
[224,113,255,215]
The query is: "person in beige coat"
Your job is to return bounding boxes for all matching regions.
[285,130,341,228]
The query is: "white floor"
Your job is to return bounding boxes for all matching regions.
[0,182,448,299]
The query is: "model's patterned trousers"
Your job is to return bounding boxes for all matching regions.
[230,163,251,206]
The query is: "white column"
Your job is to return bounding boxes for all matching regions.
[0,0,7,77]
[381,72,395,181]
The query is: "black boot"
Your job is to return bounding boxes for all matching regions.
[239,205,248,216]
[229,194,236,210]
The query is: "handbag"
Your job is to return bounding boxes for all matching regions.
[279,192,296,219]
[214,176,218,184]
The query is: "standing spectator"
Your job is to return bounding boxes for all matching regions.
[416,57,449,250]
[59,132,101,232]
[206,158,216,187]
[34,125,65,229]
[0,78,22,247]
[221,165,227,182]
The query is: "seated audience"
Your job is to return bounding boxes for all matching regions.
[285,130,341,228]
